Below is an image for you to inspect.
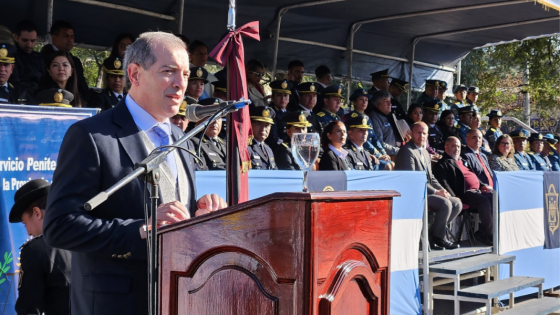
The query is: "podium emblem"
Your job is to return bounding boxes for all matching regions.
[547,184,559,234]
[323,186,334,192]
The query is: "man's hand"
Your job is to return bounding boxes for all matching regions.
[370,154,380,165]
[379,155,391,161]
[435,189,449,198]
[481,185,493,193]
[150,201,190,227]
[195,194,227,216]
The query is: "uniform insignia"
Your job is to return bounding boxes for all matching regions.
[317,112,325,117]
[310,84,315,92]
[519,131,524,137]
[337,88,342,94]
[362,90,367,94]
[491,128,495,131]
[262,109,270,117]
[9,83,13,88]
[351,112,358,118]
[196,68,203,77]
[209,152,217,156]
[114,58,122,69]
[298,114,306,122]
[281,81,288,89]
[454,124,460,129]
[54,90,64,103]
[497,110,502,116]
[282,143,289,149]
[539,134,543,140]
[362,118,368,125]
[253,155,261,159]
[434,104,439,110]
[357,162,363,166]
[0,47,6,58]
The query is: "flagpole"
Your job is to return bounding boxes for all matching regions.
[226,0,240,206]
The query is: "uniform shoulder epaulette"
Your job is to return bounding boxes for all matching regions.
[247,136,253,145]
[282,143,289,149]
[490,128,496,132]
[20,236,41,249]
[454,101,461,105]
[317,112,325,117]
[528,151,534,155]
[218,138,224,144]
[9,83,14,89]
[454,124,460,129]
[549,152,554,156]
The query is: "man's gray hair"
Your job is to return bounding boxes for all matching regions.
[371,90,391,106]
[123,31,187,86]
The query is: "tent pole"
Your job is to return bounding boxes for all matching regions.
[66,0,176,20]
[47,0,53,43]
[346,26,356,107]
[177,0,185,33]
[456,61,462,86]
[407,39,418,108]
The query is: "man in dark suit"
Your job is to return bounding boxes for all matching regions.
[12,20,45,97]
[286,60,304,111]
[434,137,494,245]
[395,122,462,250]
[89,56,126,111]
[40,20,89,104]
[43,32,226,315]
[461,129,495,187]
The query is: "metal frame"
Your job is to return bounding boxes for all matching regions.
[66,0,176,20]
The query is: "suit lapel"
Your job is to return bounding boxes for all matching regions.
[113,101,149,167]
[254,143,269,166]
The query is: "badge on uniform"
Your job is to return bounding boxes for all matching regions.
[384,123,391,127]
[253,155,261,160]
[208,152,217,156]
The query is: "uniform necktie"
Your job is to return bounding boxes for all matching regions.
[117,95,123,100]
[260,143,268,158]
[152,124,177,179]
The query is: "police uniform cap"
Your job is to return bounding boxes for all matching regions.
[390,79,408,92]
[369,69,389,81]
[345,113,370,129]
[528,132,544,142]
[189,67,209,83]
[35,88,74,107]
[282,111,312,128]
[9,179,50,223]
[425,79,440,87]
[439,81,448,90]
[423,101,441,113]
[458,105,475,115]
[323,85,343,98]
[270,80,292,95]
[544,134,558,145]
[297,82,317,94]
[349,88,372,101]
[211,80,227,93]
[467,86,481,94]
[453,84,468,94]
[509,129,530,139]
[250,106,275,124]
[0,43,16,64]
[177,101,187,116]
[486,109,503,118]
[103,56,124,76]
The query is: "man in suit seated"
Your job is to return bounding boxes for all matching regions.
[43,32,227,315]
[368,90,401,155]
[248,106,277,170]
[461,129,495,188]
[395,122,462,250]
[434,137,494,245]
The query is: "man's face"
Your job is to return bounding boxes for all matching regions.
[272,93,289,109]
[438,88,447,101]
[186,79,205,99]
[107,74,124,94]
[530,140,544,153]
[13,30,38,53]
[299,93,316,110]
[21,209,44,237]
[389,85,403,98]
[426,85,439,98]
[289,66,304,84]
[466,130,482,151]
[376,97,392,115]
[467,92,479,103]
[118,37,133,58]
[51,28,74,52]
[348,127,368,146]
[324,96,341,113]
[513,138,527,152]
[412,124,428,147]
[0,63,14,85]
[423,110,438,125]
[445,138,461,160]
[286,126,306,139]
[190,45,208,67]
[169,114,188,131]
[205,118,223,138]
[374,77,390,90]
[459,112,473,126]
[127,43,189,122]
[353,96,368,113]
[490,117,502,128]
[251,121,271,143]
[456,90,466,101]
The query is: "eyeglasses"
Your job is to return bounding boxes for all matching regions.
[499,142,511,146]
[251,71,264,78]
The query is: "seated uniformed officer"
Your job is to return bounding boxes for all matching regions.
[274,111,312,170]
[296,82,322,134]
[10,179,71,315]
[185,66,208,104]
[455,105,474,144]
[344,114,381,171]
[89,56,126,111]
[0,43,29,104]
[317,85,342,129]
[422,101,444,152]
[542,134,559,171]
[169,101,189,132]
[416,79,439,104]
[388,78,408,120]
[450,84,468,118]
[527,133,549,171]
[248,106,277,170]
[466,86,481,113]
[211,80,227,100]
[35,88,74,107]
[266,79,292,149]
[484,109,503,149]
[192,101,226,170]
[510,129,532,170]
[436,81,450,112]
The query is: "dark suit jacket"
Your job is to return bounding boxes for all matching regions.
[89,88,125,111]
[248,139,277,170]
[274,140,300,170]
[192,134,226,170]
[318,147,349,171]
[43,100,197,315]
[266,106,290,150]
[433,153,483,198]
[394,141,443,194]
[461,145,495,186]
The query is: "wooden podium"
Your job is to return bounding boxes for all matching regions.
[158,190,399,315]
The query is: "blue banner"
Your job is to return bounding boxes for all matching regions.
[0,105,97,311]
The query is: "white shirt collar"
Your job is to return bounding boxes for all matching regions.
[254,139,261,145]
[125,94,171,134]
[329,144,348,159]
[112,91,123,98]
[1,83,7,89]
[298,104,311,113]
[351,141,363,151]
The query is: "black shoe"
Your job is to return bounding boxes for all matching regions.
[475,231,494,246]
[431,237,460,250]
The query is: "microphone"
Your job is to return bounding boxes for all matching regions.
[184,99,251,122]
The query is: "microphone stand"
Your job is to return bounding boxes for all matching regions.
[84,99,248,315]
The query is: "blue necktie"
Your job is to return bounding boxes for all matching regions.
[152,124,177,179]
